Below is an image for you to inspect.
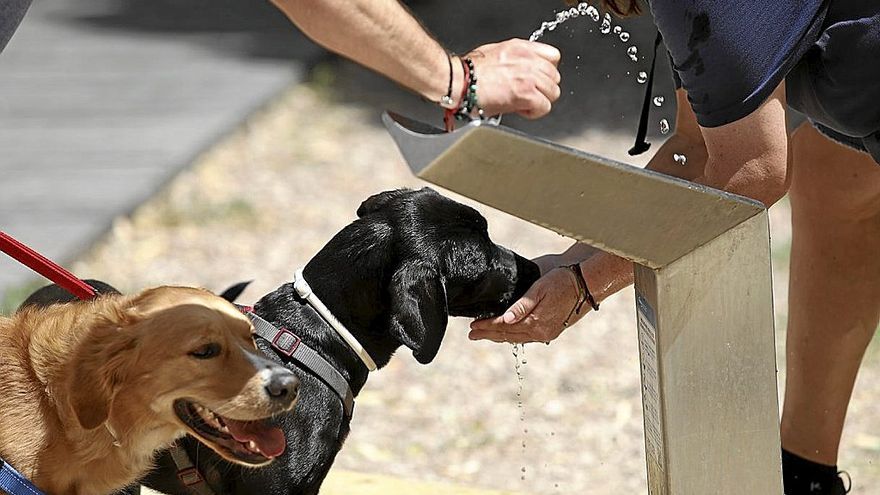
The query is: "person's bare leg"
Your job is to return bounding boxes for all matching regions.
[781,122,880,464]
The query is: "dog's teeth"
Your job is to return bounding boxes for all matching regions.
[220,425,230,434]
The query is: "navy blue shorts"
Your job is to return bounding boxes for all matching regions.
[652,0,880,163]
[0,0,32,53]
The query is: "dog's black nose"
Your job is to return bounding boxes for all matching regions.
[265,371,299,401]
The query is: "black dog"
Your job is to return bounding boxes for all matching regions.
[143,187,540,495]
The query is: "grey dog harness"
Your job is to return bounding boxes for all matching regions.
[166,288,359,494]
[243,308,356,416]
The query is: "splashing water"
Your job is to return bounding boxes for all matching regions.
[529,2,604,41]
[659,118,670,134]
[674,153,687,165]
[600,13,612,34]
[513,343,528,481]
[529,3,647,86]
[653,95,665,106]
[627,46,638,62]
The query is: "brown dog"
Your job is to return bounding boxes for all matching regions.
[0,286,299,495]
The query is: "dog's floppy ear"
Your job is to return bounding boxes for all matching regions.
[67,309,141,430]
[388,263,448,364]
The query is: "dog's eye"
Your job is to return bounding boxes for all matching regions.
[189,343,221,359]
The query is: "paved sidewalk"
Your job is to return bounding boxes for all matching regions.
[0,0,317,301]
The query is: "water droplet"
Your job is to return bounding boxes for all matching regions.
[674,153,687,165]
[627,46,638,62]
[637,71,648,84]
[587,5,600,22]
[659,118,670,134]
[600,13,611,34]
[619,31,630,42]
[653,95,665,106]
[613,25,622,35]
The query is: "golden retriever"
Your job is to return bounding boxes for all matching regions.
[0,286,299,495]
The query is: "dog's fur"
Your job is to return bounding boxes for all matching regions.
[140,188,541,495]
[0,286,299,495]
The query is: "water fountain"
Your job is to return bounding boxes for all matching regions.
[381,110,784,494]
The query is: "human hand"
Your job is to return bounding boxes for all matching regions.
[466,39,561,119]
[468,267,588,344]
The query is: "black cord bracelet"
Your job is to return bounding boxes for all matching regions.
[440,52,455,107]
[567,263,600,312]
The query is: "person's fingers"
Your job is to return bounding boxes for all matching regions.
[501,286,543,324]
[531,70,561,103]
[470,315,504,331]
[532,58,562,85]
[468,328,533,344]
[518,94,553,120]
[527,41,562,64]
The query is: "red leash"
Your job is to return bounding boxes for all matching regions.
[0,231,97,301]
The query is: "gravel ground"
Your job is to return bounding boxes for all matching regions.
[69,81,878,494]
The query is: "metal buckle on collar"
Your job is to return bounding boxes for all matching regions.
[272,328,302,356]
[177,467,204,487]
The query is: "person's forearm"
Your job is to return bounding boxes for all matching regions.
[272,0,453,102]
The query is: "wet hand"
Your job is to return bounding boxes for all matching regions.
[468,267,588,344]
[467,39,561,119]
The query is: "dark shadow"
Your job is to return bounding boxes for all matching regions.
[60,0,677,142]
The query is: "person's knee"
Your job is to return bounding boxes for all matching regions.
[790,124,880,221]
[762,156,791,206]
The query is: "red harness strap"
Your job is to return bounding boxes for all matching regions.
[0,231,97,301]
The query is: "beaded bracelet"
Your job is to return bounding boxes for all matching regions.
[456,57,484,120]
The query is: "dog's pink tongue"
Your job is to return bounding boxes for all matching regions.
[224,419,286,458]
